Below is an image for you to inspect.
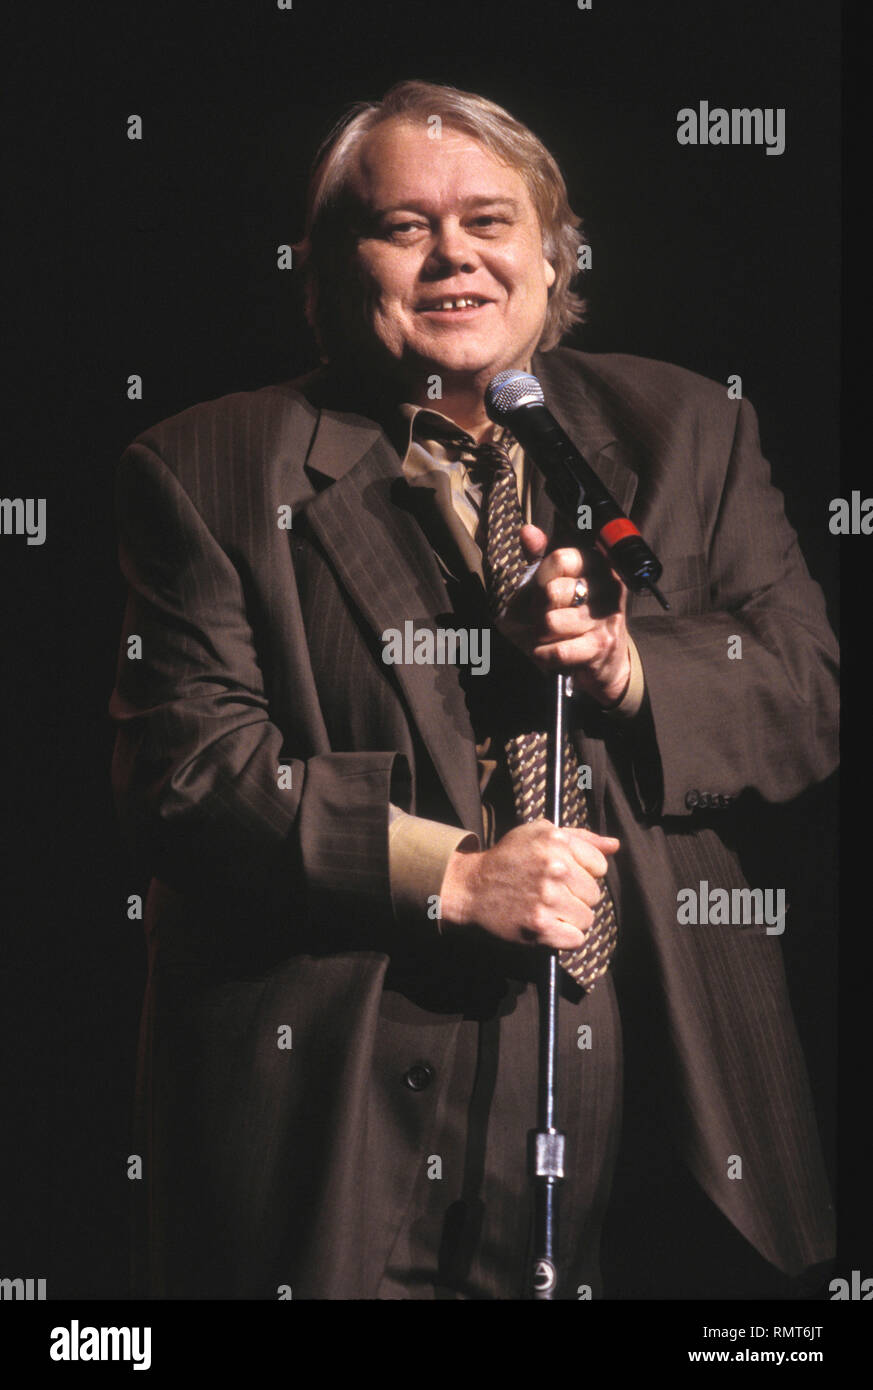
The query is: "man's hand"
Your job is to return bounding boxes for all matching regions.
[439,820,620,949]
[498,524,631,706]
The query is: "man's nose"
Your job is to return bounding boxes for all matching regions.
[424,219,479,273]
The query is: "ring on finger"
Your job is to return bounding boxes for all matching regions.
[570,578,589,607]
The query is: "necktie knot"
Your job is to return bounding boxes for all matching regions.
[468,439,513,472]
[465,438,514,486]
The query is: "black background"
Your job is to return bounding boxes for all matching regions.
[1,0,864,1326]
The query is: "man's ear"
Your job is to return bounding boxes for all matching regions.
[544,258,557,290]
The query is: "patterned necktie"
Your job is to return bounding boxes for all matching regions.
[475,440,618,991]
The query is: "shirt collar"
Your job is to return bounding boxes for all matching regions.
[395,402,516,466]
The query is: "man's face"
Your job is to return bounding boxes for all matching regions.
[342,118,556,394]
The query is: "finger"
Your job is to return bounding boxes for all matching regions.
[532,546,585,586]
[522,821,619,853]
[561,830,619,878]
[523,895,595,946]
[538,607,596,640]
[524,822,619,851]
[559,869,605,911]
[554,904,596,941]
[520,919,590,950]
[576,829,621,852]
[531,634,608,669]
[543,575,591,611]
[520,524,549,561]
[545,573,623,616]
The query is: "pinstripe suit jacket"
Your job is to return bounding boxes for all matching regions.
[111,346,838,1298]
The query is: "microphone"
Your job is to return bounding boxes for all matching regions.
[485,370,669,610]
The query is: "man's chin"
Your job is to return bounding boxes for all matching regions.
[405,349,523,387]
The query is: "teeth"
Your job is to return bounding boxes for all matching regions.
[429,297,483,310]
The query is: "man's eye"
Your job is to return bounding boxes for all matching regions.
[469,215,508,232]
[385,221,424,237]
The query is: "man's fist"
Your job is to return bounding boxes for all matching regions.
[439,819,620,949]
[497,524,632,706]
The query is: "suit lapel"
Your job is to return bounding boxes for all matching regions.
[303,415,484,835]
[404,467,486,586]
[530,352,640,533]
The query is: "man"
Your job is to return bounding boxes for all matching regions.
[111,80,838,1300]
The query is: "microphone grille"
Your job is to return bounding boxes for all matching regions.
[485,370,545,421]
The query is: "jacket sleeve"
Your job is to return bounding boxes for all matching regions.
[109,440,411,941]
[624,394,839,818]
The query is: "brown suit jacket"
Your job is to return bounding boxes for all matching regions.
[111,347,839,1297]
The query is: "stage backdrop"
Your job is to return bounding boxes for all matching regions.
[1,0,856,1302]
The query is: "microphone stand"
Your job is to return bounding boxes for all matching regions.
[524,670,569,1300]
[522,537,668,1302]
[484,372,670,1299]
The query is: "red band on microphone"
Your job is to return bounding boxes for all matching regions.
[599,517,641,548]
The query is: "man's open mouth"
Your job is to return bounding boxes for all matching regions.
[417,295,491,312]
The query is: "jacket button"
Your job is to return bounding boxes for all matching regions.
[404,1062,435,1092]
[685,790,700,809]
